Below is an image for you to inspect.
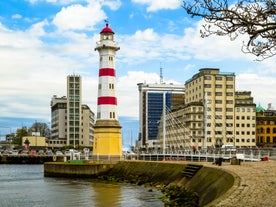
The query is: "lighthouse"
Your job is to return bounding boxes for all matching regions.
[93,23,122,156]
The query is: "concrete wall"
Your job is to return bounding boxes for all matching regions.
[105,161,235,207]
[44,162,114,178]
[43,161,235,206]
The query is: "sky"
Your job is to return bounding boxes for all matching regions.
[0,0,275,145]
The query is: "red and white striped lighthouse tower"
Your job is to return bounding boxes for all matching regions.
[93,22,122,156]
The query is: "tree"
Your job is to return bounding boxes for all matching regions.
[13,127,28,145]
[28,122,51,138]
[182,0,276,60]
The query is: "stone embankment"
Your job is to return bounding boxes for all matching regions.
[43,159,276,206]
[204,160,276,207]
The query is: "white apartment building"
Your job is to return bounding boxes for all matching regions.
[234,91,256,147]
[50,75,94,148]
[185,68,236,148]
[159,68,256,150]
[81,104,95,146]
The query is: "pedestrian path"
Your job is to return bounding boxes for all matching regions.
[205,160,276,207]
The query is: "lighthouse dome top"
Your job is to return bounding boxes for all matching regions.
[100,23,114,34]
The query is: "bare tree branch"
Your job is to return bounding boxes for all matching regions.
[183,0,276,60]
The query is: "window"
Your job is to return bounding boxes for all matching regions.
[226,77,233,81]
[215,76,222,80]
[226,92,233,96]
[204,84,211,88]
[215,100,222,104]
[226,84,233,88]
[236,124,240,127]
[226,100,233,104]
[215,84,222,88]
[215,92,222,96]
[215,108,222,112]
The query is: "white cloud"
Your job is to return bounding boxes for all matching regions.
[12,14,22,19]
[132,0,182,12]
[236,73,276,108]
[101,0,121,10]
[52,2,106,31]
[117,71,161,118]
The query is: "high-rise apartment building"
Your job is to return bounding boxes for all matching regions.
[137,83,185,150]
[67,75,82,147]
[50,75,94,148]
[234,91,256,147]
[185,68,236,148]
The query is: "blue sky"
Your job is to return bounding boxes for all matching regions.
[0,0,275,145]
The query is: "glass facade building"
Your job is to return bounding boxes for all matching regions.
[137,83,185,149]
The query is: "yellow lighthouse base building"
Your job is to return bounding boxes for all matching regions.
[92,120,122,156]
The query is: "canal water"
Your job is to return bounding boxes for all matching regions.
[0,164,164,207]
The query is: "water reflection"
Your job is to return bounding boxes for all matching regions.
[0,165,163,207]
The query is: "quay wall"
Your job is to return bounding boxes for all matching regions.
[105,161,235,207]
[0,155,55,164]
[44,161,235,206]
[44,161,115,178]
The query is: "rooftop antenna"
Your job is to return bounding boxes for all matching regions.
[160,62,163,84]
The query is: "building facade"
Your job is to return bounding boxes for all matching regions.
[67,75,82,147]
[234,91,256,147]
[137,83,185,150]
[184,68,236,148]
[51,95,67,140]
[50,75,94,148]
[256,104,276,147]
[81,104,95,146]
[157,68,257,150]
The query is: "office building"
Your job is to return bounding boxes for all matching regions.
[137,82,185,150]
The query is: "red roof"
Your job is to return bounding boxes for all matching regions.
[100,23,114,34]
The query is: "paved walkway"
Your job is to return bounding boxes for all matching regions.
[204,160,276,207]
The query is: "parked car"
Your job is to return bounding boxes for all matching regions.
[55,151,63,156]
[221,145,236,152]
[20,150,29,155]
[38,150,45,155]
[12,150,19,155]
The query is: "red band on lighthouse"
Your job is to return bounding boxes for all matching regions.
[99,68,116,77]
[98,96,117,105]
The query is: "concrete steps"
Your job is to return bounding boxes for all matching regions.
[182,164,203,178]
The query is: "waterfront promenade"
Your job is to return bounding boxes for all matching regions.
[204,160,276,207]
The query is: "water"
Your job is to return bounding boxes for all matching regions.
[0,165,164,207]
